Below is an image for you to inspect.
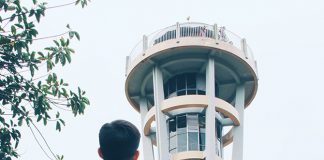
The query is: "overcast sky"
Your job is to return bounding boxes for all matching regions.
[12,0,324,159]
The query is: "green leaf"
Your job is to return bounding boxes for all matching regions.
[60,38,65,46]
[54,40,60,47]
[14,24,24,29]
[11,26,16,34]
[37,115,42,122]
[59,119,65,126]
[56,121,61,131]
[21,93,26,99]
[37,52,44,58]
[29,65,35,76]
[65,52,71,63]
[60,53,66,65]
[29,9,35,17]
[47,60,52,71]
[7,6,16,11]
[43,118,47,125]
[55,54,59,64]
[18,118,23,126]
[74,32,80,40]
[75,0,81,5]
[35,12,41,22]
[53,73,57,81]
[69,31,74,39]
[66,39,70,46]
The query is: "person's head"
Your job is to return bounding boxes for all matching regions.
[98,120,140,160]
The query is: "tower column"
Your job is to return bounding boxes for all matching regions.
[152,66,169,160]
[205,57,217,160]
[139,97,154,160]
[232,84,245,160]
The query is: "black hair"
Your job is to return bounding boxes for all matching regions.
[99,120,140,160]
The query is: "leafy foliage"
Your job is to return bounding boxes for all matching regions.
[0,0,90,159]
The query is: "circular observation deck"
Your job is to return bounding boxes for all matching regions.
[125,22,258,112]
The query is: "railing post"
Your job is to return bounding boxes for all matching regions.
[214,24,219,40]
[176,22,180,39]
[125,56,130,76]
[143,35,148,51]
[241,38,248,59]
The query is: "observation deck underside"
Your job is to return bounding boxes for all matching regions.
[125,37,258,112]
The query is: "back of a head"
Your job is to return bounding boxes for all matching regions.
[99,120,140,160]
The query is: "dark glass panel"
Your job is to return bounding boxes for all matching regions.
[216,120,222,139]
[177,115,187,134]
[164,83,168,98]
[187,73,196,89]
[215,82,220,97]
[197,90,206,95]
[177,74,186,90]
[169,118,176,136]
[169,77,176,94]
[177,90,186,96]
[187,89,197,95]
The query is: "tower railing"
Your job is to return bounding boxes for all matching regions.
[127,22,255,68]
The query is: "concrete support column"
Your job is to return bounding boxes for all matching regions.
[205,57,217,160]
[232,84,245,160]
[152,66,169,160]
[139,97,155,160]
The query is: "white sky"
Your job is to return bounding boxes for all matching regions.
[11,0,324,159]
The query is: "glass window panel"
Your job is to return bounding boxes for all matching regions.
[188,132,199,151]
[187,114,198,131]
[164,84,168,98]
[177,133,187,152]
[170,135,177,150]
[215,82,220,97]
[197,90,206,95]
[187,89,197,95]
[177,115,187,128]
[216,120,222,139]
[177,115,187,134]
[199,114,206,151]
[199,132,205,151]
[199,115,206,128]
[187,73,196,89]
[169,118,176,136]
[177,74,186,90]
[177,90,186,96]
[169,77,176,95]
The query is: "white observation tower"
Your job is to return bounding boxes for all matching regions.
[125,22,258,160]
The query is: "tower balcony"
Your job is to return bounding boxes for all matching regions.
[125,22,258,112]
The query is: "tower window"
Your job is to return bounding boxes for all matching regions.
[167,113,223,155]
[164,73,206,99]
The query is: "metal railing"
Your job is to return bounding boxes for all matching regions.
[127,22,255,66]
